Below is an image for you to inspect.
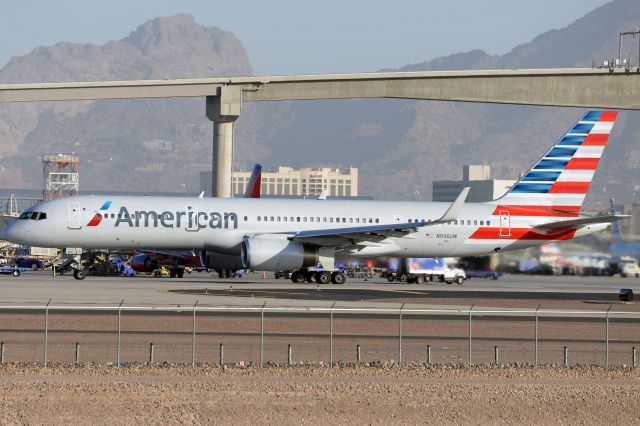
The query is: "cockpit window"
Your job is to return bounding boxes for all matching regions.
[18,211,47,221]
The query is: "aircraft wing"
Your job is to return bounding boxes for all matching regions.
[533,214,630,233]
[290,187,469,247]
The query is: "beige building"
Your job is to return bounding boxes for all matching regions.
[432,165,517,202]
[201,166,358,197]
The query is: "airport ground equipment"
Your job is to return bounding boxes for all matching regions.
[387,258,467,285]
[0,265,27,276]
[466,270,503,280]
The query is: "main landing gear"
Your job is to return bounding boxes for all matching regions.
[291,270,346,285]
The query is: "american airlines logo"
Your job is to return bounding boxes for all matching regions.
[86,201,112,226]
[112,206,238,229]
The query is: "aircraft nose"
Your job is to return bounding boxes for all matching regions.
[1,221,21,243]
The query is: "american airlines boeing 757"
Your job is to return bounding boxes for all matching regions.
[1,111,627,283]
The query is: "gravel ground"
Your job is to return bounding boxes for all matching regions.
[0,364,639,425]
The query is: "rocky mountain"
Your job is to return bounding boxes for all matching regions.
[0,14,287,191]
[1,1,640,208]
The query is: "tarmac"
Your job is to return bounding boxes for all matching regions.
[0,270,638,312]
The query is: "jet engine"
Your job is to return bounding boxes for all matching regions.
[200,250,244,270]
[241,235,318,271]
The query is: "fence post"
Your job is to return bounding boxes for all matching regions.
[495,346,499,365]
[287,344,292,366]
[75,342,80,363]
[116,299,123,367]
[329,301,336,367]
[564,346,568,367]
[427,345,431,365]
[44,299,51,367]
[605,305,612,370]
[0,342,4,364]
[398,303,405,367]
[219,343,224,366]
[260,301,267,367]
[149,343,154,364]
[192,300,198,368]
[535,304,540,367]
[633,347,637,368]
[468,305,474,367]
[356,344,361,362]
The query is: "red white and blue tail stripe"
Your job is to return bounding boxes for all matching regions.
[493,110,617,210]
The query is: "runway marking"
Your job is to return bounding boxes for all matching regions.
[377,289,430,296]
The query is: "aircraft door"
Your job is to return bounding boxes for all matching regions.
[186,205,199,231]
[499,210,511,238]
[68,202,82,229]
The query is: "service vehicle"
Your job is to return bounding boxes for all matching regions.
[387,258,467,285]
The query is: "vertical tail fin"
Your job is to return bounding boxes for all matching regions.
[610,197,625,242]
[244,164,262,198]
[493,111,618,210]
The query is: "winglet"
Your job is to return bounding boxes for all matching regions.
[198,191,205,199]
[428,187,469,225]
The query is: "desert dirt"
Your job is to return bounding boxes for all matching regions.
[0,364,639,425]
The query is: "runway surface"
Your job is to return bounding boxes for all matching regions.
[0,271,638,311]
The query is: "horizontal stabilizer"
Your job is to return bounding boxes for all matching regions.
[533,214,630,232]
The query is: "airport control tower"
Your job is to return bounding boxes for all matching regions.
[43,153,79,200]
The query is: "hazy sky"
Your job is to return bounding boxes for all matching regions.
[0,0,611,75]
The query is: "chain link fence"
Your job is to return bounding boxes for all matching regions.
[0,303,638,368]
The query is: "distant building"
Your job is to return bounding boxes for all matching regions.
[432,165,517,202]
[200,166,359,197]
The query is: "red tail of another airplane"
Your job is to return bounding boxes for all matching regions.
[244,164,262,198]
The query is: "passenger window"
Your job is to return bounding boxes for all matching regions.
[297,217,301,222]
[474,220,477,225]
[349,218,353,223]
[487,220,491,226]
[277,216,281,222]
[408,219,412,223]
[244,216,248,221]
[467,220,471,225]
[303,217,307,222]
[369,218,372,223]
[270,216,274,221]
[284,217,288,222]
[310,217,314,222]
[39,213,47,220]
[263,216,267,221]
[375,218,380,223]
[342,218,346,223]
[317,217,320,222]
[330,218,334,223]
[323,217,327,222]
[480,220,483,226]
[356,218,360,223]
[257,216,261,221]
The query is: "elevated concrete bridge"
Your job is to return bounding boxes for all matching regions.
[1,67,639,197]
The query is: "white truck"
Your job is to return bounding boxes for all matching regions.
[619,256,640,278]
[387,258,467,285]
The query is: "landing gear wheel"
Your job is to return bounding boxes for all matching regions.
[305,271,316,283]
[387,274,395,282]
[331,271,346,285]
[316,271,332,284]
[11,269,20,277]
[455,276,464,285]
[415,275,424,285]
[73,269,87,280]
[291,271,300,283]
[177,269,184,278]
[218,269,226,279]
[170,268,177,278]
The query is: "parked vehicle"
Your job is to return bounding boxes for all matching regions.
[619,256,640,278]
[15,257,44,270]
[466,270,502,280]
[387,258,467,285]
[0,265,28,277]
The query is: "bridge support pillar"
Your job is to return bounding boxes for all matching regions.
[206,86,242,198]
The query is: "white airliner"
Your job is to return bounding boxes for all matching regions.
[1,111,627,283]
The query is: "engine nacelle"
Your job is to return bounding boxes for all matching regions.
[201,250,244,270]
[241,236,318,271]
